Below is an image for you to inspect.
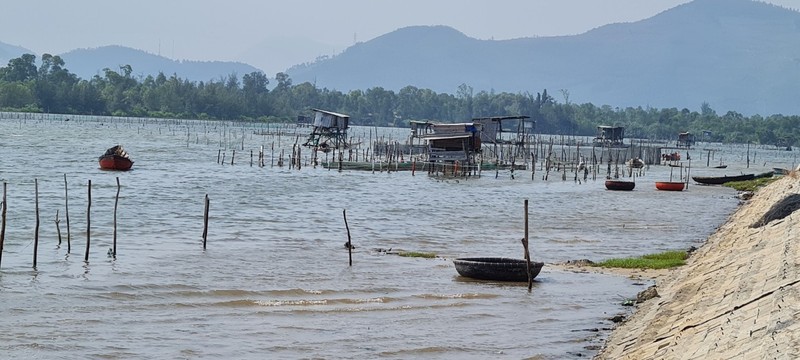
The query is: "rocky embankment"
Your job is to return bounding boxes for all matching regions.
[596,172,800,359]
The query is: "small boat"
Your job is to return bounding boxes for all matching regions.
[692,173,754,185]
[774,168,790,175]
[626,157,644,169]
[655,181,685,191]
[453,257,544,282]
[98,145,134,171]
[713,165,728,169]
[754,171,775,179]
[605,179,635,191]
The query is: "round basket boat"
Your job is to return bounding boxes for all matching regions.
[453,257,544,282]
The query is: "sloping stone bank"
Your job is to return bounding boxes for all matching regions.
[596,173,800,359]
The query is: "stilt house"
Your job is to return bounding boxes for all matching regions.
[593,126,626,147]
[302,108,349,151]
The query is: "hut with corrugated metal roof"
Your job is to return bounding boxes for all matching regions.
[302,108,350,152]
[677,132,695,148]
[410,120,481,165]
[593,125,626,147]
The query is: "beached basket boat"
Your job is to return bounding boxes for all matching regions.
[453,257,544,282]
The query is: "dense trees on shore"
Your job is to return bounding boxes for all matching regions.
[0,53,797,146]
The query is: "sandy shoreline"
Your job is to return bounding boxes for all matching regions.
[594,172,800,359]
[548,261,671,283]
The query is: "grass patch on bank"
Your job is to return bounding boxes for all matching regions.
[594,250,688,270]
[398,251,437,258]
[723,177,779,192]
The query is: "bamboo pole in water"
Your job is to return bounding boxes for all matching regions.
[0,182,8,263]
[522,199,532,291]
[34,179,39,268]
[64,174,71,253]
[113,177,120,258]
[686,159,691,190]
[343,209,353,266]
[202,194,210,249]
[85,180,91,262]
[55,210,62,246]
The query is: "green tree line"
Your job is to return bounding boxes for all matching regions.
[0,53,797,146]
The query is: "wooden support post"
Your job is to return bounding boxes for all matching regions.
[202,194,209,249]
[113,177,120,258]
[55,210,62,246]
[343,209,352,266]
[64,174,71,253]
[522,199,533,291]
[686,159,691,190]
[747,142,750,168]
[85,180,91,262]
[34,179,40,268]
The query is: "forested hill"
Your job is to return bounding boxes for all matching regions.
[0,41,32,66]
[59,45,261,82]
[286,0,800,116]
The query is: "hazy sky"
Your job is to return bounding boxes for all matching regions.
[2,0,799,73]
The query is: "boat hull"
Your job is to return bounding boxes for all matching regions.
[453,257,544,282]
[605,180,635,191]
[655,181,685,191]
[692,174,754,185]
[99,155,134,171]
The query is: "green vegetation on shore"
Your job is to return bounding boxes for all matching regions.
[594,250,688,270]
[398,251,437,259]
[723,177,780,192]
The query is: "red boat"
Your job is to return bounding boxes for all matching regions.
[655,181,685,191]
[98,145,134,171]
[605,179,636,191]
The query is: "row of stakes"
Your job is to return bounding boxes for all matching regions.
[0,175,124,269]
[0,174,356,270]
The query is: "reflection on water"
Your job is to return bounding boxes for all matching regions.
[0,115,789,359]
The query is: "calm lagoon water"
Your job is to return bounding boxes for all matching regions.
[0,115,791,359]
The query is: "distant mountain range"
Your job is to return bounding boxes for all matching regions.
[0,41,33,65]
[59,46,261,82]
[286,0,800,116]
[2,0,799,115]
[0,43,261,83]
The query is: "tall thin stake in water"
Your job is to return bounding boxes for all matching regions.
[113,177,120,258]
[0,182,5,268]
[343,209,352,266]
[64,174,71,254]
[34,179,39,268]
[202,194,210,249]
[523,199,532,292]
[55,210,62,246]
[85,180,91,262]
